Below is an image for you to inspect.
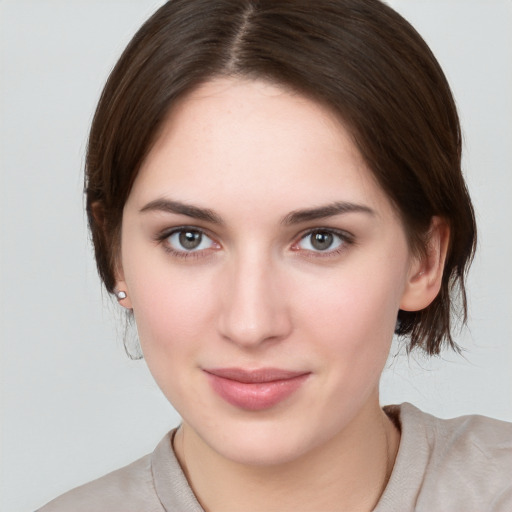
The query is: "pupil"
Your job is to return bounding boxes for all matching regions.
[311,232,333,250]
[179,230,201,250]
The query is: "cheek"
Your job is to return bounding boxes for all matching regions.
[122,247,219,359]
[294,262,406,376]
[127,264,222,408]
[301,265,402,333]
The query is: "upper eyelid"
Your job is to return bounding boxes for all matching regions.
[295,227,354,241]
[156,225,214,240]
[154,226,216,249]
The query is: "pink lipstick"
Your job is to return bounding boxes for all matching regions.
[204,368,310,411]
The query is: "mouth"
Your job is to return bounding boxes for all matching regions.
[203,367,310,411]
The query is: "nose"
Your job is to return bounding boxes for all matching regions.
[217,252,293,348]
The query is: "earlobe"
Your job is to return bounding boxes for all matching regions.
[114,261,133,309]
[113,248,133,309]
[400,217,450,312]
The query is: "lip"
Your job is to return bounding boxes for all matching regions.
[204,368,310,411]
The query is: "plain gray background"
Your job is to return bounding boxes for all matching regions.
[1,1,511,511]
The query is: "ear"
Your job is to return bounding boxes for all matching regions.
[91,201,133,310]
[400,216,450,312]
[113,254,133,310]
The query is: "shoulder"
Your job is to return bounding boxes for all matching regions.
[400,402,512,470]
[37,447,163,512]
[378,403,512,512]
[37,429,203,512]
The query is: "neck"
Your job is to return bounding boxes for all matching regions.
[173,397,400,512]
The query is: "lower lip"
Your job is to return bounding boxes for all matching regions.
[205,372,309,411]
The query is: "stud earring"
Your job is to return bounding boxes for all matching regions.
[116,290,127,301]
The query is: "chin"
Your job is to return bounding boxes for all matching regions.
[199,419,325,467]
[219,440,309,467]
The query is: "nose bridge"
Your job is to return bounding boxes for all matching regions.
[218,245,290,347]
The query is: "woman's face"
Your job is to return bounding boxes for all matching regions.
[118,78,419,465]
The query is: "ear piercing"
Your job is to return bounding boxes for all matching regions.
[116,290,127,301]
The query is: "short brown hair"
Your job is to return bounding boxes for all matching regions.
[86,0,476,354]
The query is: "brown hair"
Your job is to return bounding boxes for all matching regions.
[86,0,476,354]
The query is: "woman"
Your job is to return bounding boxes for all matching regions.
[39,0,512,510]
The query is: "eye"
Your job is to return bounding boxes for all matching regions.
[295,229,348,253]
[166,228,217,253]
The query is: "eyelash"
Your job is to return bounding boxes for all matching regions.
[154,226,355,261]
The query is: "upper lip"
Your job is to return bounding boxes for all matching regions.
[204,368,309,383]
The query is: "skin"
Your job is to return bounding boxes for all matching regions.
[115,78,449,511]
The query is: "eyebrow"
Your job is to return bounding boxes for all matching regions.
[281,201,375,225]
[140,199,224,224]
[140,198,374,225]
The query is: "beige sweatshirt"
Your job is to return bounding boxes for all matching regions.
[38,403,512,512]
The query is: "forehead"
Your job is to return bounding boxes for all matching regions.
[129,77,395,220]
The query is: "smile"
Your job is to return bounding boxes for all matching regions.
[203,368,311,411]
